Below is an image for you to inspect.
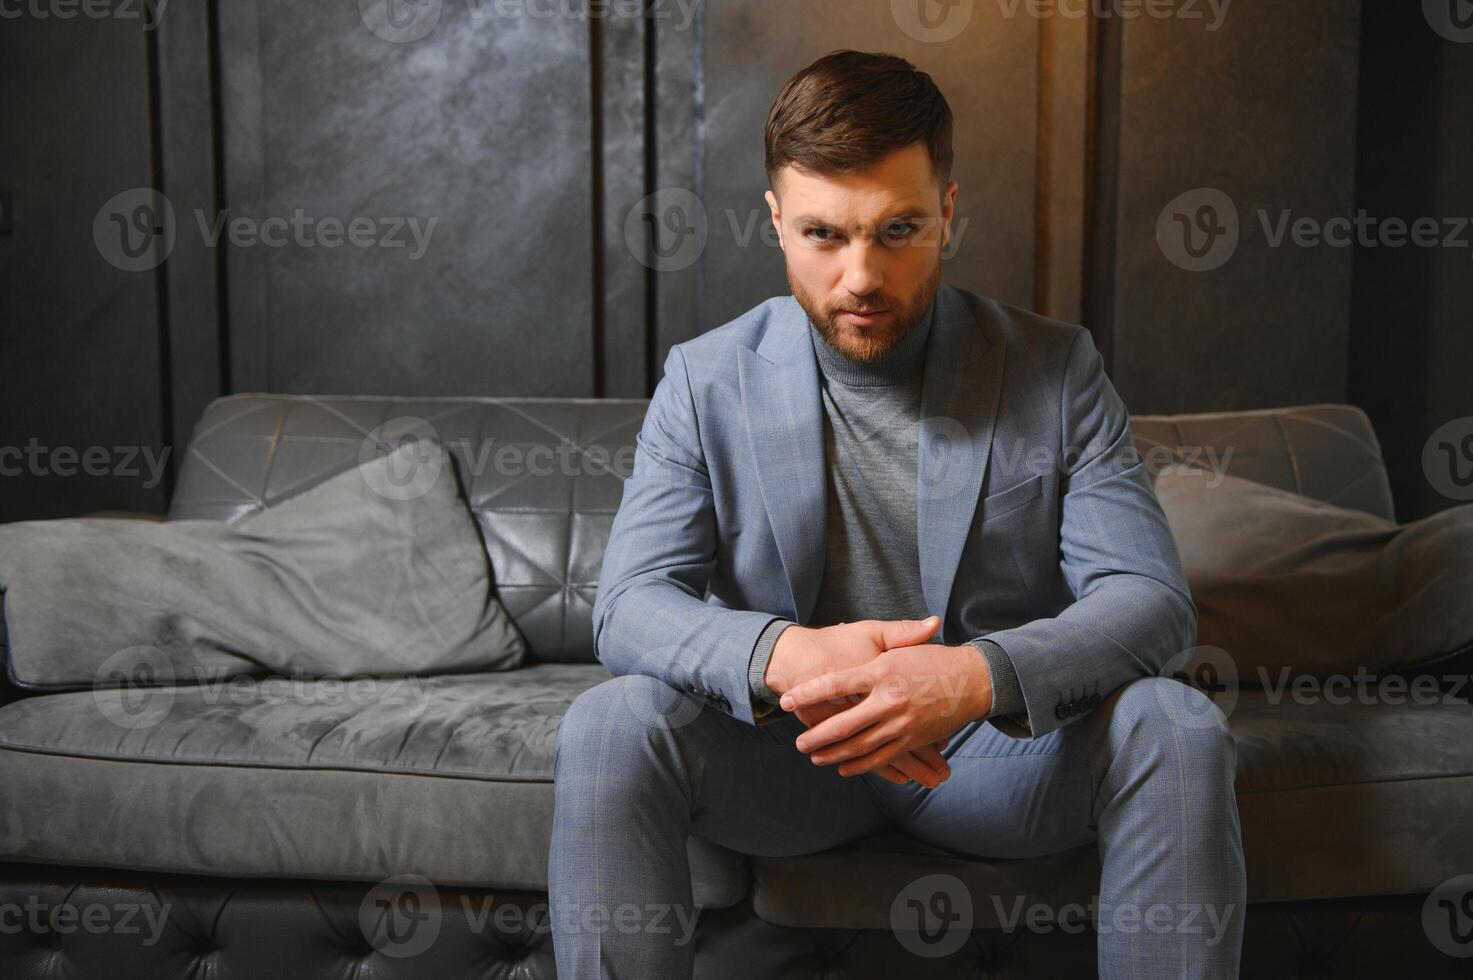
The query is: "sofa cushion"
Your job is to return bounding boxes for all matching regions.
[749,688,1473,927]
[1,442,526,690]
[0,663,745,907]
[1154,469,1473,683]
[167,395,652,665]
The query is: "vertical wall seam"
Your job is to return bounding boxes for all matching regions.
[642,1,658,395]
[1034,18,1053,316]
[145,19,175,500]
[1081,11,1121,375]
[589,8,606,398]
[206,0,231,397]
[692,0,705,342]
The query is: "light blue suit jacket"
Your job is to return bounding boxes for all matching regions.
[591,282,1197,740]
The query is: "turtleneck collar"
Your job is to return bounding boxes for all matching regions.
[807,294,936,388]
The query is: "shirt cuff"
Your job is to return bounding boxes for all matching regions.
[967,638,1026,723]
[748,617,795,711]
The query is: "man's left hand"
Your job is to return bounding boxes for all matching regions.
[781,643,994,777]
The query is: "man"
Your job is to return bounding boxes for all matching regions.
[550,49,1245,978]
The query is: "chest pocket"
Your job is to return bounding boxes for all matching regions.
[965,472,1049,609]
[979,473,1044,523]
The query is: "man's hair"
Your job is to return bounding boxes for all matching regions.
[764,50,954,198]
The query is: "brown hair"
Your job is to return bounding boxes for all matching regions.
[764,50,954,197]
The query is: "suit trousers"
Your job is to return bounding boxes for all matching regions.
[548,672,1246,979]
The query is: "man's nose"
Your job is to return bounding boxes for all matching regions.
[838,241,885,298]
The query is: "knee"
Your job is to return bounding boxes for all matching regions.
[1105,676,1237,776]
[555,673,696,758]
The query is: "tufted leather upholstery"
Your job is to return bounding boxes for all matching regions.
[166,396,1396,666]
[2,394,1464,978]
[167,394,652,664]
[0,863,1465,979]
[1130,403,1395,519]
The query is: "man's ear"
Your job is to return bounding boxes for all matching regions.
[764,189,784,252]
[940,179,958,251]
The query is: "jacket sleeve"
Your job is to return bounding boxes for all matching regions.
[966,638,1029,733]
[747,618,795,725]
[591,345,786,725]
[972,327,1198,740]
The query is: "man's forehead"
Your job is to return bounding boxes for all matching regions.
[781,185,934,224]
[788,204,931,229]
[775,165,940,226]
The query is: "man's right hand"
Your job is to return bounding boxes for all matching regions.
[765,616,953,788]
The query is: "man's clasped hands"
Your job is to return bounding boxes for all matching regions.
[763,615,996,789]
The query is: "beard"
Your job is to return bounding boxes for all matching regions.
[788,259,942,364]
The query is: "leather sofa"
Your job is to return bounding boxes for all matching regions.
[1,394,1468,978]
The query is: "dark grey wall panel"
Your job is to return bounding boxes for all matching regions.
[653,0,1039,361]
[650,0,700,369]
[1107,2,1360,414]
[1424,46,1473,516]
[1347,3,1472,522]
[1037,12,1091,325]
[158,0,226,454]
[0,16,168,521]
[7,0,1460,524]
[219,1,596,397]
[596,8,651,398]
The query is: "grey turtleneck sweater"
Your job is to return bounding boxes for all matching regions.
[745,298,1027,729]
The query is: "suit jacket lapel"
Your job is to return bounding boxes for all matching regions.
[737,284,1004,633]
[917,284,1005,635]
[738,298,826,623]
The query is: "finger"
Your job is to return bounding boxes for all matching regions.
[930,737,950,753]
[810,717,906,767]
[841,736,949,782]
[909,744,952,779]
[794,696,889,755]
[875,764,909,785]
[885,749,949,788]
[781,666,876,715]
[873,614,940,651]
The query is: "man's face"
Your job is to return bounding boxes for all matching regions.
[765,142,957,363]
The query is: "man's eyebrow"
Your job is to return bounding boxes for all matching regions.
[792,208,928,228]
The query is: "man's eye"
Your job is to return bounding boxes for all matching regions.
[881,222,916,242]
[805,227,836,243]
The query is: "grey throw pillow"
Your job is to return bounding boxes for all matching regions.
[0,442,525,690]
[1153,467,1473,686]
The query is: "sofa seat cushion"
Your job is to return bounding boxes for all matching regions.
[0,663,745,906]
[750,689,1473,928]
